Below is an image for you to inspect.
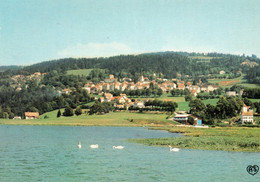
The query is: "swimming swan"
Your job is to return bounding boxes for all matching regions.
[169,146,180,152]
[78,141,82,149]
[113,146,124,149]
[90,144,99,149]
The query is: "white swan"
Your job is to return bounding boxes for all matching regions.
[78,141,82,149]
[113,146,124,149]
[169,145,180,152]
[90,144,99,149]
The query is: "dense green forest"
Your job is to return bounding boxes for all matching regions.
[5,51,259,82]
[0,65,22,72]
[245,65,260,84]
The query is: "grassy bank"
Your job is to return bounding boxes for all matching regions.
[0,111,177,127]
[128,127,260,152]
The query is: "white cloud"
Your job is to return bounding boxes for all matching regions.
[57,42,134,58]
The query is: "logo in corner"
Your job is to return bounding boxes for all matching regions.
[247,165,259,176]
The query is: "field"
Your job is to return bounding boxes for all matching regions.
[129,93,221,111]
[66,69,93,76]
[130,94,219,111]
[208,74,260,88]
[128,126,260,152]
[0,111,177,127]
[177,98,219,111]
[238,83,260,88]
[208,74,243,87]
[129,93,185,102]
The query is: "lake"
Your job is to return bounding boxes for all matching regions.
[0,125,259,181]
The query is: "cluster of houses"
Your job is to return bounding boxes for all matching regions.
[11,72,47,91]
[10,72,220,97]
[82,74,219,97]
[10,73,256,125]
[100,93,145,109]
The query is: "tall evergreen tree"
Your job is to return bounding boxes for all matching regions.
[57,109,61,118]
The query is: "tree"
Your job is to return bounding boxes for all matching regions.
[63,106,74,116]
[243,98,253,107]
[3,112,9,119]
[27,106,39,112]
[75,107,82,116]
[187,116,194,125]
[215,96,243,119]
[170,89,177,96]
[89,101,106,115]
[57,109,61,117]
[157,88,163,97]
[185,95,192,101]
[254,102,260,114]
[146,88,152,97]
[189,99,206,116]
[205,104,216,119]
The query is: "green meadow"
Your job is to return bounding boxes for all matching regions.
[177,98,219,111]
[66,69,93,76]
[128,126,260,152]
[0,110,177,127]
[208,74,260,88]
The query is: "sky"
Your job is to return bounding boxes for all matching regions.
[0,0,260,66]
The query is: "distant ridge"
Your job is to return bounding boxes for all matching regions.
[2,51,259,83]
[0,65,22,72]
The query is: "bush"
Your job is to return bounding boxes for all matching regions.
[75,107,82,116]
[63,106,74,116]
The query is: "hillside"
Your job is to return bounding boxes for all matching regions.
[9,51,259,83]
[0,65,22,72]
[1,51,260,120]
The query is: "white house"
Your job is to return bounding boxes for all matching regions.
[134,101,145,108]
[226,91,236,96]
[240,104,254,124]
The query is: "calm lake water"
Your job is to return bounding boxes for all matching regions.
[0,125,259,182]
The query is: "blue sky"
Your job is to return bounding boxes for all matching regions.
[0,0,260,66]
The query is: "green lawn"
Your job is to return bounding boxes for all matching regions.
[66,69,93,76]
[128,126,260,152]
[202,98,219,105]
[0,111,177,127]
[177,98,219,111]
[176,102,190,111]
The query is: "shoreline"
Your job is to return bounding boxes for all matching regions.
[129,126,260,152]
[1,118,260,153]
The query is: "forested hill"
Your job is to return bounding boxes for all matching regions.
[15,53,195,78]
[0,65,22,72]
[6,51,260,81]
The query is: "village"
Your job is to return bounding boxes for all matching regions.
[9,72,256,125]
